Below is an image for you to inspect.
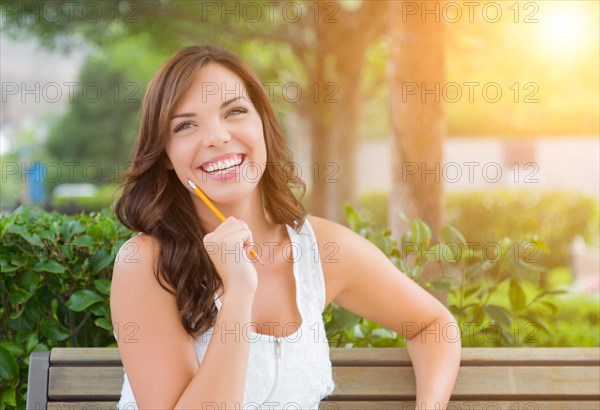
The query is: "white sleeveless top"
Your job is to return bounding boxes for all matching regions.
[115,218,335,409]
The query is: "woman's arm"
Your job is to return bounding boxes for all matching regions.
[406,312,461,410]
[310,216,461,409]
[111,235,254,409]
[175,291,254,409]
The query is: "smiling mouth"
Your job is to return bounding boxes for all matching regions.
[199,154,246,175]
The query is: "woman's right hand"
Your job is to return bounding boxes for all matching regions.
[202,217,259,298]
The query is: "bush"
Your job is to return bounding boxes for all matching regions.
[327,204,597,349]
[1,203,597,408]
[358,189,600,270]
[0,205,132,407]
[51,184,123,214]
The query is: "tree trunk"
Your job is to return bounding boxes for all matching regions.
[297,46,366,224]
[388,1,447,303]
[329,53,364,224]
[290,1,386,223]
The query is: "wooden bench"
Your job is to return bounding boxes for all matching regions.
[27,347,600,409]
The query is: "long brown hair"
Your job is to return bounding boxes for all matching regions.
[114,44,306,338]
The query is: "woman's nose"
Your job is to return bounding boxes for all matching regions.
[202,120,231,147]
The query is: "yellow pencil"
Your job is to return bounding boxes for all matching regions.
[187,180,264,267]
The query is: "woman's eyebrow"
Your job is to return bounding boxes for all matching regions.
[171,96,245,120]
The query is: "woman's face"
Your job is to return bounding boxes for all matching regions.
[164,62,267,204]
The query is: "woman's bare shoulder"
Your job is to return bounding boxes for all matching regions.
[112,232,175,293]
[117,233,159,268]
[307,214,357,242]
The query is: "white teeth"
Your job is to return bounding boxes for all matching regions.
[203,155,243,173]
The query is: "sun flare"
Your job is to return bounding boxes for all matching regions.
[538,3,588,51]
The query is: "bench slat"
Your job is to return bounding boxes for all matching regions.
[321,402,600,410]
[48,404,118,410]
[50,347,600,366]
[45,402,600,410]
[47,366,600,400]
[330,347,600,366]
[49,367,124,400]
[331,366,600,400]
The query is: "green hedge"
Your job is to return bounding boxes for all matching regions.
[51,184,124,214]
[359,189,600,270]
[1,205,131,407]
[1,203,598,408]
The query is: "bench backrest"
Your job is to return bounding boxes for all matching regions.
[27,347,600,409]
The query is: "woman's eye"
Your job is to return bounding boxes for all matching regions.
[227,107,247,117]
[174,122,194,133]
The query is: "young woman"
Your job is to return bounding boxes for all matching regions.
[110,44,461,409]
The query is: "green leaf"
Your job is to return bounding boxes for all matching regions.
[464,260,493,280]
[38,229,56,242]
[424,243,442,262]
[0,346,19,381]
[539,301,559,316]
[95,317,113,330]
[532,289,569,303]
[508,260,541,286]
[89,303,110,317]
[6,224,41,246]
[72,235,95,247]
[33,343,49,352]
[32,261,65,274]
[25,333,38,353]
[441,243,461,263]
[0,341,25,356]
[64,220,87,240]
[62,243,73,260]
[87,225,104,240]
[343,203,368,233]
[94,279,112,295]
[441,225,468,249]
[8,304,25,320]
[1,388,16,406]
[429,276,456,291]
[66,290,103,312]
[463,285,480,299]
[91,252,115,274]
[509,279,527,311]
[18,269,40,293]
[524,313,551,335]
[7,287,31,305]
[333,306,361,331]
[483,304,513,327]
[370,327,397,340]
[42,320,70,342]
[410,264,423,277]
[51,298,59,321]
[529,236,550,254]
[0,259,18,273]
[410,219,431,248]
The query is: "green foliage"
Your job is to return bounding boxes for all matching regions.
[358,189,600,270]
[446,190,600,270]
[52,184,124,214]
[45,53,140,189]
[0,205,133,408]
[1,203,597,408]
[0,152,21,211]
[325,203,598,349]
